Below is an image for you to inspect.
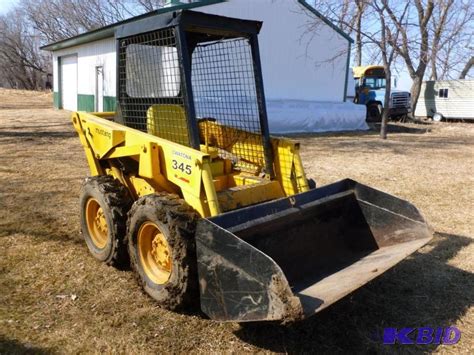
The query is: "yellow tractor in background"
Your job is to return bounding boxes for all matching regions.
[73,10,432,322]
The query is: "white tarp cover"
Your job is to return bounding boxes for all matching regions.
[267,100,369,133]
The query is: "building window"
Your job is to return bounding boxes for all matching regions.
[438,88,449,98]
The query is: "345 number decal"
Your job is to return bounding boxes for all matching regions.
[172,160,192,175]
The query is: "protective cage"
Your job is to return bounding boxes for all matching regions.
[116,10,274,176]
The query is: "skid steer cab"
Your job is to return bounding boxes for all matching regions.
[72,10,432,322]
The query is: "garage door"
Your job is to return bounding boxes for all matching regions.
[60,55,78,111]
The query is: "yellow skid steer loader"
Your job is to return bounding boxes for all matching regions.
[72,10,432,322]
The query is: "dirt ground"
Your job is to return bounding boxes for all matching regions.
[1,88,473,354]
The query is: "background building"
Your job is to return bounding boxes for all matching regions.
[43,0,367,132]
[415,79,474,120]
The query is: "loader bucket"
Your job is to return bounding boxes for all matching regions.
[196,179,433,322]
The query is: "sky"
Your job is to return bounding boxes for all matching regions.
[0,0,18,14]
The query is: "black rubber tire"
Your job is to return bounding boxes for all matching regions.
[79,175,133,267]
[127,193,198,311]
[367,103,383,122]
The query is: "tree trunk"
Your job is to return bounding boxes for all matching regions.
[355,11,362,66]
[410,76,423,117]
[430,54,438,80]
[459,57,474,79]
[381,69,391,140]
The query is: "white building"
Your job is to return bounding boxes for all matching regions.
[415,79,474,120]
[42,0,367,132]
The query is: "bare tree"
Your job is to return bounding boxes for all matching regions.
[136,0,168,12]
[372,0,408,138]
[430,1,473,80]
[428,0,454,80]
[312,0,407,138]
[381,1,435,115]
[383,0,472,113]
[459,56,474,79]
[0,0,134,90]
[20,0,136,42]
[312,0,472,117]
[313,0,367,66]
[317,0,407,138]
[0,0,173,90]
[0,9,51,89]
[19,0,174,43]
[353,0,367,66]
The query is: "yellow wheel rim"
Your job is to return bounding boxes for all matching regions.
[85,198,108,249]
[137,222,172,285]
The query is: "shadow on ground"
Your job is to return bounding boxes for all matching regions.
[234,232,473,353]
[0,337,52,355]
[0,181,83,243]
[371,122,432,134]
[1,123,72,130]
[0,130,75,140]
[284,122,432,139]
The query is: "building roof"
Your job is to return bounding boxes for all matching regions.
[41,0,225,51]
[41,0,352,52]
[297,0,353,43]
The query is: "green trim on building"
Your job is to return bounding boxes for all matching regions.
[103,96,116,112]
[78,94,95,112]
[57,57,63,109]
[75,95,116,112]
[53,92,60,108]
[298,0,353,43]
[343,42,352,102]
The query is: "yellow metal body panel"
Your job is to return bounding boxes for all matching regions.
[217,180,284,212]
[353,65,384,78]
[138,142,161,178]
[73,111,310,218]
[81,118,126,159]
[93,112,116,119]
[73,112,209,214]
[128,176,159,198]
[271,138,310,196]
[72,114,104,176]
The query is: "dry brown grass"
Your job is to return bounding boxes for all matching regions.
[0,88,473,353]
